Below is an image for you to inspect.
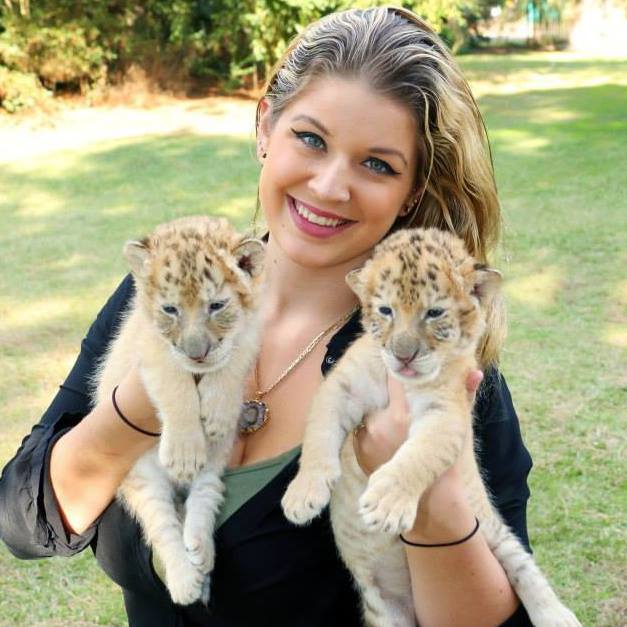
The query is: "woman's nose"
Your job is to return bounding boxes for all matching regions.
[306,157,351,203]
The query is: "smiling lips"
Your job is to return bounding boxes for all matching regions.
[288,195,355,238]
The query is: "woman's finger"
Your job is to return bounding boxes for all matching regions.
[465,369,484,402]
[387,374,409,415]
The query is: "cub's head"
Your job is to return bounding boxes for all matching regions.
[125,216,264,373]
[347,228,501,382]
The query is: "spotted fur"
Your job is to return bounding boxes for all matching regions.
[282,228,579,627]
[93,216,265,606]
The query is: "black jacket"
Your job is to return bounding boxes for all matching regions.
[0,275,534,626]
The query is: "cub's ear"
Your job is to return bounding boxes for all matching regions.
[123,238,151,276]
[345,268,364,298]
[467,264,502,303]
[233,239,265,278]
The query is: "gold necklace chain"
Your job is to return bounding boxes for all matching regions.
[238,305,358,435]
[255,305,359,398]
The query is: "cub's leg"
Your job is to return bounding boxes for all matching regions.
[182,439,234,586]
[183,375,244,603]
[479,512,581,627]
[359,400,467,534]
[282,336,387,525]
[331,447,414,627]
[355,570,414,627]
[197,372,246,445]
[141,354,206,483]
[119,450,204,605]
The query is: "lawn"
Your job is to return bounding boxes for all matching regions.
[1,52,625,626]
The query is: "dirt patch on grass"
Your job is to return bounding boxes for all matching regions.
[0,95,258,164]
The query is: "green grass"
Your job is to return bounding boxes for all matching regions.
[1,53,626,625]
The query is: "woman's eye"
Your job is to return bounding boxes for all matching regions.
[162,305,178,315]
[209,300,227,313]
[378,306,393,317]
[291,129,326,150]
[426,307,445,319]
[364,157,397,176]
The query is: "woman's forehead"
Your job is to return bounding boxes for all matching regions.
[280,76,417,154]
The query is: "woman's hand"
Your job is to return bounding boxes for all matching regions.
[353,369,483,542]
[353,369,483,476]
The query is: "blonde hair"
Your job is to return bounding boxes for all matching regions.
[256,7,505,365]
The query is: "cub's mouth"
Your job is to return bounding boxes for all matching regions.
[397,365,420,378]
[171,343,230,373]
[384,351,440,382]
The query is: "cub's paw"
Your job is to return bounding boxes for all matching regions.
[200,575,212,606]
[358,471,417,534]
[281,471,335,525]
[165,558,204,606]
[159,428,207,482]
[184,524,215,574]
[528,604,582,627]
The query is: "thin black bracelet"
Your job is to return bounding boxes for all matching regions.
[400,516,480,548]
[111,385,161,437]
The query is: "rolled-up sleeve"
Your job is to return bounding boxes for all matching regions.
[0,275,134,558]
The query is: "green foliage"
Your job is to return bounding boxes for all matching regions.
[0,65,51,112]
[0,19,109,90]
[0,8,111,109]
[0,0,542,108]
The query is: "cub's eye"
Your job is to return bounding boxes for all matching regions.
[425,307,445,319]
[162,305,178,315]
[378,306,393,317]
[208,300,227,313]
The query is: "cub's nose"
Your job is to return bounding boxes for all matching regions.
[392,348,419,365]
[184,339,212,362]
[390,335,423,364]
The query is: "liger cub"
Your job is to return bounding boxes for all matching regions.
[92,216,265,606]
[282,227,580,627]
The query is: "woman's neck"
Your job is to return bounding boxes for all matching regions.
[261,236,364,326]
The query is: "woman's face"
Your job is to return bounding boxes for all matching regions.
[257,76,419,271]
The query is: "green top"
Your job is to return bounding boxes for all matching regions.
[215,445,301,528]
[152,445,301,583]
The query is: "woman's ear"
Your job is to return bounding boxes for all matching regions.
[257,98,273,161]
[401,185,424,217]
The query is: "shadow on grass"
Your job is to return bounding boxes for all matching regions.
[0,133,259,302]
[461,55,627,86]
[475,83,626,245]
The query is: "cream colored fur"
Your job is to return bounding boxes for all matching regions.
[282,228,579,627]
[93,216,264,605]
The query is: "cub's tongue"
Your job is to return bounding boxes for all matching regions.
[399,366,417,377]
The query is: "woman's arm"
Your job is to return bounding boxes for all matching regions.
[354,370,533,627]
[49,366,160,534]
[0,276,158,555]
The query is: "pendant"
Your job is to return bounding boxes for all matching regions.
[239,399,269,434]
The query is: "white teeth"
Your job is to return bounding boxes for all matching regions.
[294,200,345,227]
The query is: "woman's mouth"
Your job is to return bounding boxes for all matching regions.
[288,195,355,238]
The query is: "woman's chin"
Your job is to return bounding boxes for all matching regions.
[269,224,377,272]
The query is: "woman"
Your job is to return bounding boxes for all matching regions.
[0,7,533,627]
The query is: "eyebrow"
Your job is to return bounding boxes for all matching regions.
[291,114,330,135]
[368,147,408,167]
[291,114,409,168]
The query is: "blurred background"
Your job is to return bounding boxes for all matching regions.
[1,1,626,625]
